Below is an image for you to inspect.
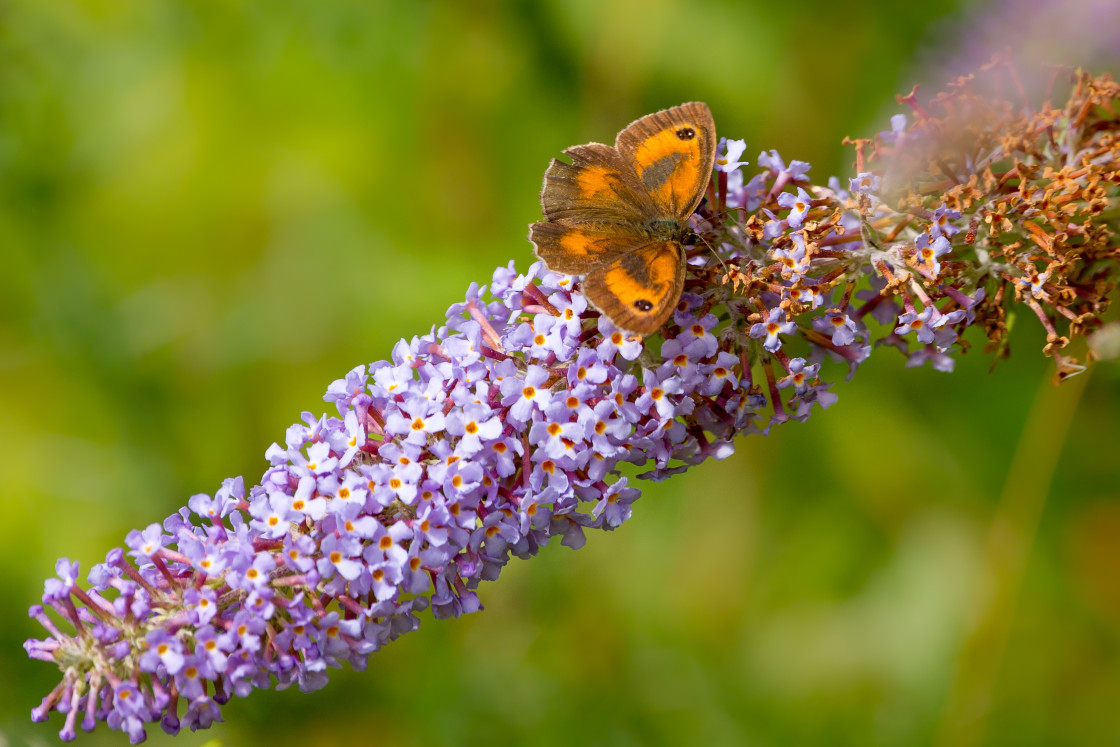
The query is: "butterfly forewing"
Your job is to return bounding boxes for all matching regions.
[615,102,716,220]
[538,143,655,226]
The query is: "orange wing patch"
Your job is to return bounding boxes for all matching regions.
[560,229,597,257]
[575,165,622,202]
[600,248,679,304]
[629,130,704,217]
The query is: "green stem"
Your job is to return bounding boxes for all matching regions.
[934,369,1090,747]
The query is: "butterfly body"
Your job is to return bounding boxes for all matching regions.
[640,218,693,242]
[529,102,716,336]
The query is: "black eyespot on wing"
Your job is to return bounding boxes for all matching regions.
[634,299,653,311]
[675,127,696,140]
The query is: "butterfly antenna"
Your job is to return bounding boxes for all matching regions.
[696,232,729,272]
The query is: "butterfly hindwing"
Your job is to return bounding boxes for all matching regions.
[615,101,716,220]
[581,241,685,336]
[529,221,645,276]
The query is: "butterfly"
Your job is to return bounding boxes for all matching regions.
[529,102,717,336]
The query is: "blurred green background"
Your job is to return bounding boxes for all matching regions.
[2,1,1118,745]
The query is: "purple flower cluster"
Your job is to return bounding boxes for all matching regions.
[713,129,989,387]
[26,259,761,743]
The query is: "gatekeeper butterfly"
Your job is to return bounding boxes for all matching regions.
[529,102,716,336]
